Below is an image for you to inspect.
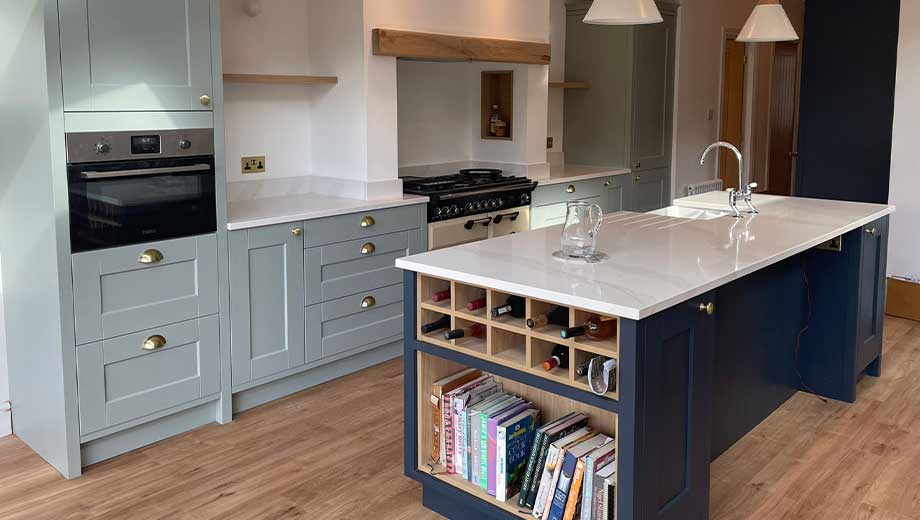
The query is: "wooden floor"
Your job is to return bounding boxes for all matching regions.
[0,317,918,520]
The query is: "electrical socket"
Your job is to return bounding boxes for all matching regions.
[241,156,266,174]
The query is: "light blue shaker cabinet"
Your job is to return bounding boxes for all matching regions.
[228,223,307,387]
[59,0,214,112]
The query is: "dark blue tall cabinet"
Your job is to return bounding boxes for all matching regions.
[795,0,901,203]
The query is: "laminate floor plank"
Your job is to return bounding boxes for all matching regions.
[0,317,917,519]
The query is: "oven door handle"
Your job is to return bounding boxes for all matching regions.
[80,163,212,180]
[492,211,520,225]
[464,216,493,230]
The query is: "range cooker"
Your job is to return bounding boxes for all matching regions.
[402,169,537,250]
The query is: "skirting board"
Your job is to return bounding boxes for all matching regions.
[887,277,920,321]
[233,340,403,413]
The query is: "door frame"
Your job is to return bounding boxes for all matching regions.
[715,28,756,189]
[764,40,803,195]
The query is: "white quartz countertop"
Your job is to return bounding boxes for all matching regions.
[530,164,632,186]
[395,194,895,320]
[227,193,428,231]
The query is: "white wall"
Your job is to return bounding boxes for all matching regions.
[0,256,9,437]
[888,2,920,280]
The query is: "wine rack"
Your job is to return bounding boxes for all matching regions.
[416,274,620,400]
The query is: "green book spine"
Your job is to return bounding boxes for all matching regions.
[517,430,546,507]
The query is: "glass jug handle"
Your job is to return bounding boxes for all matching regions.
[589,203,604,238]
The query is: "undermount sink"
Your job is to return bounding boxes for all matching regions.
[649,206,733,221]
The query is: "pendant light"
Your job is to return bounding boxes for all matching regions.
[583,0,664,25]
[737,0,799,42]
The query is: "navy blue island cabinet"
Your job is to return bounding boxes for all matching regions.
[401,216,889,520]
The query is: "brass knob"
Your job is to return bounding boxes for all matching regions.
[292,227,303,237]
[698,302,715,316]
[138,249,164,264]
[634,162,642,169]
[634,175,642,182]
[866,228,878,236]
[361,296,376,308]
[361,242,376,255]
[604,180,611,187]
[142,335,167,351]
[360,216,375,228]
[566,185,576,194]
[199,94,211,106]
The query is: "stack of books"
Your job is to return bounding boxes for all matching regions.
[430,369,616,519]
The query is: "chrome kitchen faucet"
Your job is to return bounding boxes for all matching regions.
[700,141,758,218]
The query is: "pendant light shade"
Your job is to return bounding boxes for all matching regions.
[583,0,664,25]
[737,0,799,42]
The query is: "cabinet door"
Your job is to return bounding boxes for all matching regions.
[229,224,305,387]
[634,293,715,520]
[855,218,889,374]
[631,168,669,212]
[605,174,632,213]
[59,0,213,112]
[629,6,677,172]
[531,196,602,230]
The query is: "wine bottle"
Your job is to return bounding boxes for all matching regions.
[526,306,568,329]
[431,289,451,303]
[560,315,616,340]
[575,360,591,377]
[491,295,526,319]
[421,315,451,334]
[466,297,487,311]
[444,323,485,341]
[542,346,570,371]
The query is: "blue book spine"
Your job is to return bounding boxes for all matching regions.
[546,452,578,520]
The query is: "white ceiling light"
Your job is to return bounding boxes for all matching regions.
[583,0,664,25]
[737,0,799,42]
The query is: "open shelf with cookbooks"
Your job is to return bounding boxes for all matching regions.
[416,353,619,520]
[416,274,619,401]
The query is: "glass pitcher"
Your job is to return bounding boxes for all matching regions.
[561,201,604,259]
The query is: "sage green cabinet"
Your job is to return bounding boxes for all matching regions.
[229,222,306,387]
[631,168,669,212]
[59,0,214,112]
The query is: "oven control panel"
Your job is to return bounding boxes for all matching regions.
[429,187,535,222]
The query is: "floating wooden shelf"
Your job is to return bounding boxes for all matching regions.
[549,81,591,89]
[416,274,620,400]
[223,73,338,85]
[372,28,551,65]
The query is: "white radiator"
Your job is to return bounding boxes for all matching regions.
[686,179,724,196]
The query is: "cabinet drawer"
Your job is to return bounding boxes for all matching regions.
[72,235,218,345]
[306,284,404,362]
[305,230,418,305]
[76,316,220,435]
[531,178,608,207]
[302,204,423,248]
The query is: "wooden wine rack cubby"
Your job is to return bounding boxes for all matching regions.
[417,274,620,400]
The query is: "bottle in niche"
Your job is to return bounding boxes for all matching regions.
[527,306,568,330]
[560,315,616,340]
[466,297,487,312]
[444,323,486,341]
[421,315,451,335]
[492,295,525,319]
[431,289,451,303]
[542,345,570,372]
[575,360,591,377]
[489,105,501,136]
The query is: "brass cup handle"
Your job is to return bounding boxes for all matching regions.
[138,249,164,264]
[360,216,376,228]
[866,228,878,236]
[292,228,303,237]
[566,185,576,194]
[142,335,167,351]
[200,94,211,106]
[361,296,376,308]
[698,302,715,316]
[361,242,376,255]
[634,175,642,182]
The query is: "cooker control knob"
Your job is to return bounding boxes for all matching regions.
[498,199,505,207]
[434,207,443,218]
[490,199,499,208]
[520,193,531,205]
[450,205,460,216]
[472,201,480,211]
[95,142,111,155]
[178,139,192,150]
[466,202,475,212]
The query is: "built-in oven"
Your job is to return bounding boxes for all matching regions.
[66,128,216,253]
[428,206,531,250]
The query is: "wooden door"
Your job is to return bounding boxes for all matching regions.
[229,224,306,387]
[59,0,213,112]
[719,38,746,190]
[766,42,800,196]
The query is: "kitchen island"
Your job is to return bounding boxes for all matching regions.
[396,195,894,520]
